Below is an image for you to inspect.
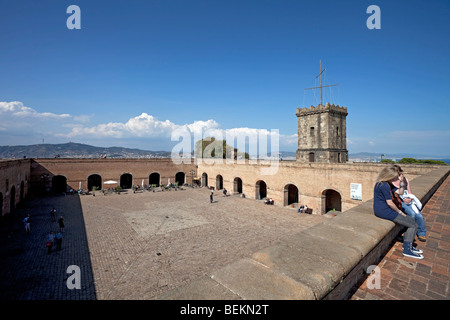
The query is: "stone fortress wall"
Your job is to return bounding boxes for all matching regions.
[1,157,448,300]
[0,157,442,219]
[0,159,32,218]
[196,159,439,214]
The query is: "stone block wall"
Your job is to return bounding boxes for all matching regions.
[0,159,32,217]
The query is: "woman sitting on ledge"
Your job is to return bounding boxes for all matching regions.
[373,166,423,259]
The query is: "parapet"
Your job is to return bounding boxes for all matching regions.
[296,103,348,117]
[158,166,449,300]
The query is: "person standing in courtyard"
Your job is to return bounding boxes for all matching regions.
[58,216,65,232]
[50,207,56,222]
[23,214,31,235]
[46,231,55,254]
[373,166,423,259]
[55,231,62,251]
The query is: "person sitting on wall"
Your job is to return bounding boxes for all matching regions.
[373,166,423,259]
[392,165,427,242]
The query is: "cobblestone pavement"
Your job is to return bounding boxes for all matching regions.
[0,187,325,300]
[349,176,450,300]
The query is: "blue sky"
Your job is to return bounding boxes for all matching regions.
[1,0,449,156]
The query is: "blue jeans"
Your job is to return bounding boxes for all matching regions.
[402,202,426,236]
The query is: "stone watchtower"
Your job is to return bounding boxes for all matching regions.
[296,61,348,163]
[296,103,348,163]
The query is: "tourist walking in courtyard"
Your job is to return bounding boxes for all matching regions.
[373,166,423,259]
[23,214,31,234]
[50,207,56,222]
[392,165,427,242]
[55,231,63,251]
[57,216,65,232]
[46,231,55,254]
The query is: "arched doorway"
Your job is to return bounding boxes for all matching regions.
[202,173,208,187]
[322,189,342,213]
[309,152,315,162]
[284,184,299,206]
[234,177,243,194]
[88,174,102,191]
[52,175,67,193]
[216,175,223,190]
[175,172,185,186]
[149,172,160,187]
[120,173,133,189]
[255,180,267,200]
[10,185,16,213]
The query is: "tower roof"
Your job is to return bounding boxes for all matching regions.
[296,103,347,117]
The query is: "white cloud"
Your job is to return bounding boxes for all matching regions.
[65,113,178,139]
[0,101,299,151]
[0,101,70,120]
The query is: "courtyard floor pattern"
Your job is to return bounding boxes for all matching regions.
[0,187,325,300]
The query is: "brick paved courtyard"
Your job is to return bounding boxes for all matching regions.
[0,187,325,300]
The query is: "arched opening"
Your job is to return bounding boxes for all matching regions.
[175,172,185,186]
[255,180,267,200]
[20,181,25,202]
[323,189,342,213]
[120,173,133,189]
[52,175,67,193]
[88,174,102,191]
[216,175,223,190]
[202,173,208,187]
[233,177,243,194]
[309,152,315,162]
[283,184,299,206]
[149,172,160,187]
[10,185,16,213]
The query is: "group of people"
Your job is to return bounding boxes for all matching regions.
[373,165,427,260]
[46,231,63,254]
[46,207,65,254]
[297,205,308,213]
[264,198,274,205]
[22,206,65,254]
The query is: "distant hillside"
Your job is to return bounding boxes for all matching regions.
[0,143,171,159]
[1,143,448,163]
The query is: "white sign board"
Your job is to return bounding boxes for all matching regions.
[350,183,362,201]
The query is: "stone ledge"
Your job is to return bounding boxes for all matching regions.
[157,166,449,300]
[211,258,315,300]
[156,276,241,300]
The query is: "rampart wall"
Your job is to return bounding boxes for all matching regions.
[0,159,32,217]
[0,157,443,218]
[29,158,197,193]
[197,160,439,214]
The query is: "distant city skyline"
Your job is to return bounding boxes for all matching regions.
[1,0,449,156]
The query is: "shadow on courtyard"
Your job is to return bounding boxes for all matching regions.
[0,192,96,300]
